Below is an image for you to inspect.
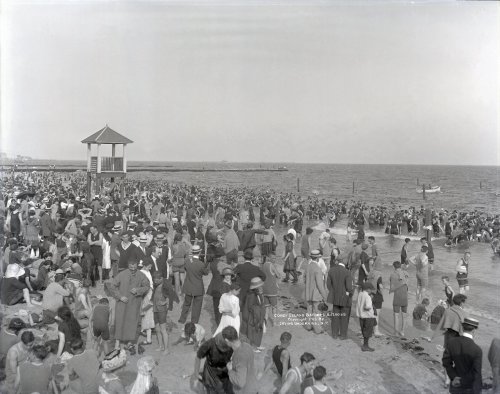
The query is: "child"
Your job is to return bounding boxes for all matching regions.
[262,254,280,327]
[152,272,172,354]
[213,283,241,336]
[442,276,454,307]
[303,366,334,394]
[356,281,376,352]
[174,322,206,349]
[412,298,430,331]
[91,297,111,355]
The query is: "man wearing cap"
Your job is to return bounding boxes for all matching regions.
[326,252,353,340]
[234,251,266,309]
[304,250,328,334]
[442,317,482,394]
[178,245,210,325]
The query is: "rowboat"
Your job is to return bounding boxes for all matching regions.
[416,186,441,193]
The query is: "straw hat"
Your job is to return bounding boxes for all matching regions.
[249,277,264,290]
[192,245,201,254]
[310,249,321,258]
[463,317,479,329]
[221,267,234,276]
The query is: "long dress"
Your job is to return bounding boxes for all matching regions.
[213,293,240,336]
[283,240,296,273]
[110,269,150,342]
[102,238,111,271]
[241,291,265,347]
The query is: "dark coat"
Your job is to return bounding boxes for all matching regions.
[442,335,482,394]
[206,259,223,298]
[326,263,353,307]
[182,257,210,296]
[234,262,266,308]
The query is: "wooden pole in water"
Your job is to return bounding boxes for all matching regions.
[352,181,355,195]
[297,178,300,192]
[423,184,426,200]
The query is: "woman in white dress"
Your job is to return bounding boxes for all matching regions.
[140,260,155,345]
[102,227,112,281]
[213,283,241,336]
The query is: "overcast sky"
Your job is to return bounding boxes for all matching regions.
[1,0,498,165]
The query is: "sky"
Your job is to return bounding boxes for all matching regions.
[1,0,499,165]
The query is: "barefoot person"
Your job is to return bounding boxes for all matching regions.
[456,251,471,294]
[389,261,409,337]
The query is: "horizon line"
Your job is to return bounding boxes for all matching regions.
[0,157,498,167]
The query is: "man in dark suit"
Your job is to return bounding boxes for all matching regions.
[442,317,482,394]
[178,245,210,324]
[327,253,353,339]
[147,233,170,278]
[234,250,266,309]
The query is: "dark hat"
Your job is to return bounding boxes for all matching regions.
[463,317,479,329]
[362,282,375,291]
[8,317,26,330]
[337,252,347,262]
[243,250,254,260]
[361,243,369,250]
[145,226,154,232]
[105,223,114,230]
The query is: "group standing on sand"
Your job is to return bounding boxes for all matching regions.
[0,169,499,393]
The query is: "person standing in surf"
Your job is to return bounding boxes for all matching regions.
[456,251,471,294]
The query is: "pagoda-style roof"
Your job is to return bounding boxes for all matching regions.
[81,125,133,144]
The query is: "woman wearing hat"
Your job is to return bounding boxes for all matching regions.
[241,277,266,351]
[213,282,241,337]
[1,264,34,307]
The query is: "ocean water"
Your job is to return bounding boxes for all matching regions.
[127,162,499,213]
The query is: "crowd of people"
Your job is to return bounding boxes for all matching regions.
[0,169,499,393]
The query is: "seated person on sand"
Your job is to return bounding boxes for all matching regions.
[1,264,38,307]
[412,298,430,331]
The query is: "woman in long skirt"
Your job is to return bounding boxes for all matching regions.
[241,277,266,351]
[140,261,155,345]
